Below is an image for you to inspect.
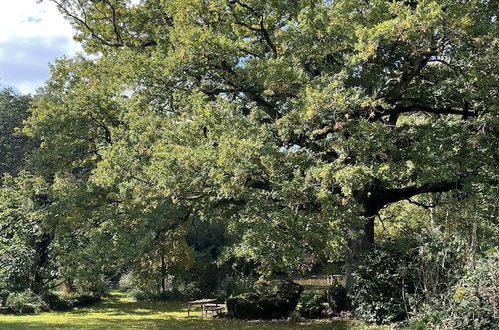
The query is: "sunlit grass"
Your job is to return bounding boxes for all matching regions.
[0,291,392,329]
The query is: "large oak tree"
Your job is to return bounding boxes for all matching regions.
[29,0,498,288]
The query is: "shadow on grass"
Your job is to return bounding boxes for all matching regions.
[0,291,375,329]
[65,292,189,316]
[0,319,356,330]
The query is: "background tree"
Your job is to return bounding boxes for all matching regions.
[27,0,499,290]
[0,88,37,176]
[0,172,53,293]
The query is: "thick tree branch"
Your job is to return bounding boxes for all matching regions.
[382,50,438,125]
[386,51,437,103]
[391,105,477,118]
[365,180,463,215]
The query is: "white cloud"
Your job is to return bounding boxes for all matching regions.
[0,0,81,93]
[0,0,76,43]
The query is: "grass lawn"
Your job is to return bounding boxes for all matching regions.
[0,291,392,329]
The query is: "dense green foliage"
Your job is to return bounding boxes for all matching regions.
[6,290,48,315]
[298,292,328,319]
[413,250,499,329]
[0,173,53,293]
[350,248,410,324]
[0,0,497,324]
[0,88,37,176]
[441,251,498,329]
[23,0,497,285]
[226,280,303,319]
[328,282,350,315]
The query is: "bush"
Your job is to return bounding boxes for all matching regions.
[416,250,499,329]
[72,294,101,307]
[226,279,303,319]
[41,292,69,311]
[328,282,350,314]
[119,272,165,300]
[0,289,10,307]
[216,275,255,301]
[350,249,410,324]
[7,290,48,314]
[119,271,203,301]
[42,292,101,311]
[298,292,327,319]
[118,272,135,292]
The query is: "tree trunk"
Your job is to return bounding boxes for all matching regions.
[161,254,167,295]
[64,279,75,293]
[343,181,464,291]
[344,215,375,291]
[33,234,52,294]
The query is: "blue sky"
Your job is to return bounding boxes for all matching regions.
[0,0,80,94]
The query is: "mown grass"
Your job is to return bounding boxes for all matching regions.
[0,291,391,329]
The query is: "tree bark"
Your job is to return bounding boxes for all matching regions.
[161,254,167,295]
[344,215,375,291]
[33,234,52,294]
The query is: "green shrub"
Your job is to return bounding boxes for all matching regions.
[118,272,135,292]
[41,292,69,311]
[298,292,327,319]
[216,275,255,301]
[418,250,499,329]
[350,249,410,324]
[0,289,9,307]
[50,292,102,310]
[226,279,303,319]
[72,294,101,307]
[328,282,350,314]
[175,281,202,300]
[119,271,203,301]
[409,227,468,308]
[6,290,48,314]
[119,272,165,300]
[226,292,264,319]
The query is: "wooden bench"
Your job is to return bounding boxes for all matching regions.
[187,299,226,317]
[203,303,226,316]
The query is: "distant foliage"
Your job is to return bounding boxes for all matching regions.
[119,272,167,300]
[118,272,135,293]
[41,292,101,311]
[119,271,202,301]
[298,292,328,319]
[6,290,48,314]
[216,275,256,301]
[0,88,36,176]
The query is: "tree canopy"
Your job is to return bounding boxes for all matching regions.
[22,0,499,289]
[0,88,37,176]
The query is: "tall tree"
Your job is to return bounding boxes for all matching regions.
[29,0,498,288]
[0,88,36,176]
[0,172,53,293]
